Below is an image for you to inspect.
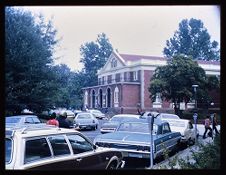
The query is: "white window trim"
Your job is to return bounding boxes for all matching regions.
[133,71,137,81]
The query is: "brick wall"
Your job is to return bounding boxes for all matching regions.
[143,70,153,109]
[121,84,140,108]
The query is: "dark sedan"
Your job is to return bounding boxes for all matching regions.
[94,119,181,161]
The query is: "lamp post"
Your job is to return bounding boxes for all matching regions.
[192,85,199,111]
[147,112,159,169]
[193,113,198,144]
[210,113,214,139]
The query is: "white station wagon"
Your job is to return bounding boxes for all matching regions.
[5,125,125,170]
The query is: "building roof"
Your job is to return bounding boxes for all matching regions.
[119,53,220,65]
[119,53,166,62]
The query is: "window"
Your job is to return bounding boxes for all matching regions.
[133,71,137,81]
[188,122,193,129]
[111,58,117,68]
[162,123,170,134]
[102,76,105,85]
[116,73,121,82]
[32,117,41,124]
[48,135,70,156]
[67,134,93,154]
[114,86,119,103]
[24,138,51,164]
[5,138,12,164]
[107,75,112,84]
[25,117,34,124]
[77,114,92,119]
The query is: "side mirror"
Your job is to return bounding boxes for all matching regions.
[93,144,97,150]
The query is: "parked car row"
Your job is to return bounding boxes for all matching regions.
[5,111,199,169]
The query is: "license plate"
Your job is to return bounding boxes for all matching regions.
[128,153,143,158]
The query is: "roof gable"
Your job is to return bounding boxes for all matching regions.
[98,50,126,74]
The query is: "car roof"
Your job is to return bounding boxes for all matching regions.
[120,118,169,126]
[113,114,140,118]
[6,115,38,118]
[5,125,79,138]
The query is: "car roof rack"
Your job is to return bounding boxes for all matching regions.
[6,124,60,134]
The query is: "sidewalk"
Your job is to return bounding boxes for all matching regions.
[152,136,216,169]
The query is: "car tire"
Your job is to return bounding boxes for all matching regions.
[106,161,117,170]
[188,138,195,146]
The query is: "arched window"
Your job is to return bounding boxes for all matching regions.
[114,86,119,103]
[84,91,88,106]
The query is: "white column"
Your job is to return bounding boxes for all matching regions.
[141,69,144,109]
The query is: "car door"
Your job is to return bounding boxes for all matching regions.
[155,123,175,153]
[66,133,108,169]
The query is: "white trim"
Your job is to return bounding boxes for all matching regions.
[141,70,144,109]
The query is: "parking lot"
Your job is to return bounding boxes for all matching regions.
[78,118,220,169]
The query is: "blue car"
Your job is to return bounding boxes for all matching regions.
[94,119,181,160]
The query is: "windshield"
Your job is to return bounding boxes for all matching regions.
[161,114,179,119]
[6,117,20,124]
[117,122,157,134]
[92,111,102,114]
[77,114,92,119]
[167,120,186,127]
[32,117,41,123]
[110,116,137,122]
[5,138,12,163]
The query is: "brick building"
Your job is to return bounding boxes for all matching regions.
[82,50,220,114]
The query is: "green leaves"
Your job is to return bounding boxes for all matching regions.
[5,7,58,114]
[80,33,113,86]
[149,55,218,114]
[163,18,220,61]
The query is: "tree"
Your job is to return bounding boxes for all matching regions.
[148,54,219,116]
[163,18,220,61]
[5,7,59,114]
[79,33,113,86]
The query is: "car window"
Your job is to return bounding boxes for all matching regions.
[117,123,157,134]
[161,114,179,119]
[110,116,137,122]
[167,120,186,127]
[77,114,92,119]
[24,138,51,164]
[6,117,20,124]
[162,123,171,134]
[25,117,34,124]
[32,117,41,124]
[188,122,193,129]
[48,135,70,156]
[5,138,12,164]
[67,134,93,154]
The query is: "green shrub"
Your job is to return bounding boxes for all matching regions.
[178,135,220,169]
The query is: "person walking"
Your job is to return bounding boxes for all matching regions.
[46,112,59,127]
[212,113,220,135]
[57,111,71,128]
[203,115,212,139]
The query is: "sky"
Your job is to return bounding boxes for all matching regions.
[22,6,220,71]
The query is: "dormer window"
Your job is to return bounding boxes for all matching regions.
[111,58,117,68]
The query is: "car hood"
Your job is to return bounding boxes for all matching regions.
[94,131,157,144]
